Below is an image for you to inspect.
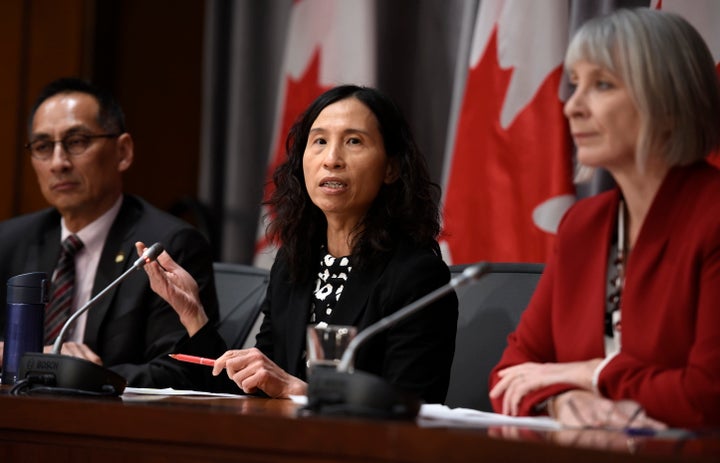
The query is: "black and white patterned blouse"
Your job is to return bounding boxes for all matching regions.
[311,250,352,324]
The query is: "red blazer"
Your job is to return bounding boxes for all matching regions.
[490,162,720,429]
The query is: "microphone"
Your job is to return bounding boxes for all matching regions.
[15,242,164,397]
[305,262,491,419]
[51,242,164,355]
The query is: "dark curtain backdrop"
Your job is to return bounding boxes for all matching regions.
[200,0,649,264]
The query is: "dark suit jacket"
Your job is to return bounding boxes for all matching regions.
[186,240,458,402]
[255,240,458,403]
[0,195,218,388]
[490,162,720,428]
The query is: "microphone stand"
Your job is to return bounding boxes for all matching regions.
[15,243,164,397]
[51,243,164,355]
[306,262,490,419]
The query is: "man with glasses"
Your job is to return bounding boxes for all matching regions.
[0,78,219,389]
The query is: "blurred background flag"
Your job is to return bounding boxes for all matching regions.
[440,0,575,265]
[195,0,719,266]
[656,0,720,167]
[253,0,376,268]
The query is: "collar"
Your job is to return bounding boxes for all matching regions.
[59,196,124,256]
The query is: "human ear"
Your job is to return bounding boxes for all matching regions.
[116,133,134,172]
[384,158,400,184]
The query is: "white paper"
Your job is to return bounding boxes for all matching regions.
[288,398,560,430]
[418,404,562,430]
[289,394,308,405]
[122,387,245,399]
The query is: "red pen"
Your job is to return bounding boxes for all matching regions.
[168,353,216,367]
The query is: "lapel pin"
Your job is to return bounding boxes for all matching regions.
[115,252,125,263]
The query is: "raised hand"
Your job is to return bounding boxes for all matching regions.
[135,241,208,336]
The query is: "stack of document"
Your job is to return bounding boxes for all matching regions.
[419,404,561,430]
[122,387,244,400]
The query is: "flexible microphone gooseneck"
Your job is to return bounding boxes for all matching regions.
[306,262,491,419]
[15,243,164,397]
[51,242,164,355]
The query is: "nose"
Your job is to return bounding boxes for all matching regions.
[48,142,72,170]
[564,85,587,119]
[322,142,344,170]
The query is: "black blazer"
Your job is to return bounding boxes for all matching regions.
[0,195,218,388]
[256,241,458,403]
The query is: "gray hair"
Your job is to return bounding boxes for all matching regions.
[565,8,720,179]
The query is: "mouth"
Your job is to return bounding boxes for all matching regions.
[50,180,80,192]
[571,132,599,144]
[319,179,347,190]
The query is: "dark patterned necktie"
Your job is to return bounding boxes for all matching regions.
[44,234,84,344]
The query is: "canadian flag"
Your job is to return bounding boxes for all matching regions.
[253,0,376,268]
[441,0,575,265]
[655,0,720,168]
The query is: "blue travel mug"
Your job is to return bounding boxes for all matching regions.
[1,272,49,385]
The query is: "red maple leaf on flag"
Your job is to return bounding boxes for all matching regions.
[442,28,574,264]
[255,49,331,253]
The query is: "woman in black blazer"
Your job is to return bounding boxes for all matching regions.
[139,85,458,403]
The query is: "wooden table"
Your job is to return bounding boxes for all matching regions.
[0,391,717,463]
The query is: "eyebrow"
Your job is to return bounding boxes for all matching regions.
[30,125,95,141]
[308,127,372,137]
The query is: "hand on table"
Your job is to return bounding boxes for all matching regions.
[490,360,602,416]
[214,348,307,398]
[551,390,667,430]
[43,342,102,365]
[0,341,102,366]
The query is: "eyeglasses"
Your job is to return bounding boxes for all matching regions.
[25,133,120,161]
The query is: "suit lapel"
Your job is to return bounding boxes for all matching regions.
[330,259,382,327]
[285,277,314,374]
[623,167,680,304]
[83,197,140,345]
[629,166,681,261]
[31,222,63,276]
[282,249,393,374]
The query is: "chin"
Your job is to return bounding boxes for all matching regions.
[576,151,612,169]
[49,197,83,213]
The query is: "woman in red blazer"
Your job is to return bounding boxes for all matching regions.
[489,8,720,430]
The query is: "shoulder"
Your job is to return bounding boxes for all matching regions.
[120,196,208,241]
[381,240,451,285]
[266,248,293,288]
[390,239,445,265]
[0,207,58,239]
[121,195,197,231]
[370,240,457,319]
[660,163,720,240]
[643,162,720,233]
[556,189,617,237]
[114,195,214,261]
[670,162,720,205]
